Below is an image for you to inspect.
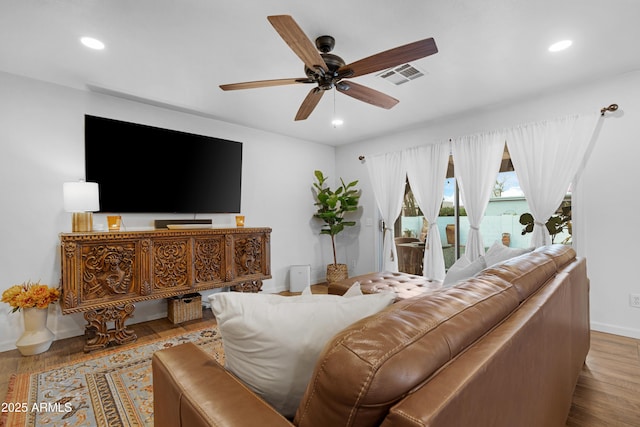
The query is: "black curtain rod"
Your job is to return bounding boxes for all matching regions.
[358,104,619,161]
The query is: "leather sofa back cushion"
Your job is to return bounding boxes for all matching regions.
[294,276,520,427]
[480,245,575,302]
[535,244,576,269]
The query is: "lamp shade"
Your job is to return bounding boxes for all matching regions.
[63,181,100,212]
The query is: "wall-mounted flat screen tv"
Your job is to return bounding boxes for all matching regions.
[85,115,242,213]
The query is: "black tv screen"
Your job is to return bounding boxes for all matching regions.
[85,115,242,213]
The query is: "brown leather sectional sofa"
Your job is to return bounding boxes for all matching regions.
[152,244,589,427]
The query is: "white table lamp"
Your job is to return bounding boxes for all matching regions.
[63,181,100,232]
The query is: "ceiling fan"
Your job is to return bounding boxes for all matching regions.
[219,15,438,121]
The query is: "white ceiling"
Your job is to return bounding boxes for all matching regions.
[1,0,639,145]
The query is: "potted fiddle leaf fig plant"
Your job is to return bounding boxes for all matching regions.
[312,170,360,283]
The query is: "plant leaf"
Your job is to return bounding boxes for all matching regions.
[519,213,533,225]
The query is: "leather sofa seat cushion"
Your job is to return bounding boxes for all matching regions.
[294,275,519,427]
[328,271,442,300]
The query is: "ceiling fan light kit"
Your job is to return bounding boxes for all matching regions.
[220,15,438,121]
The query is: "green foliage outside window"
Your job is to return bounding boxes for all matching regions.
[519,202,571,244]
[439,205,467,216]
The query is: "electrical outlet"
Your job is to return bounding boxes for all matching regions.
[629,294,640,308]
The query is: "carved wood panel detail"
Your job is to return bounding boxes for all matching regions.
[81,244,136,301]
[194,237,224,284]
[153,239,190,290]
[83,303,137,352]
[234,235,263,277]
[140,239,152,295]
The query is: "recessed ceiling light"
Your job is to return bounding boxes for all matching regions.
[548,40,572,52]
[80,36,105,50]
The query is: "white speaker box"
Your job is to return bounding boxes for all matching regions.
[289,265,311,292]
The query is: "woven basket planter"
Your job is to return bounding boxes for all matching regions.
[326,263,348,284]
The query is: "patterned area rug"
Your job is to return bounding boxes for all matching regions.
[2,325,224,427]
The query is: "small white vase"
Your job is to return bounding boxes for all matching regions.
[16,307,55,356]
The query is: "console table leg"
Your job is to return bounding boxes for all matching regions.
[83,303,137,352]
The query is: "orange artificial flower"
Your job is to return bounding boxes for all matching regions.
[1,281,60,313]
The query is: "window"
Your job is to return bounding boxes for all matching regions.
[394,146,572,274]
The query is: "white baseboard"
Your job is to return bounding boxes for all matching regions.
[590,321,640,339]
[0,339,17,353]
[262,283,288,293]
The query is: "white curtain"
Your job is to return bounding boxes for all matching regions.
[506,113,601,247]
[366,151,406,272]
[451,131,505,261]
[404,143,450,281]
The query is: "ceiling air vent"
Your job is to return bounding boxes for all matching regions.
[377,63,425,86]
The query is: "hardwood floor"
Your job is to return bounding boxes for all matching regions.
[566,331,640,426]
[1,292,639,426]
[0,309,217,399]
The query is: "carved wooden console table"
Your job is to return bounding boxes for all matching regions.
[60,227,271,351]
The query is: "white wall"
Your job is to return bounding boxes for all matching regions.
[0,71,335,351]
[337,70,640,339]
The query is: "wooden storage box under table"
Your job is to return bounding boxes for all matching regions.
[60,227,271,351]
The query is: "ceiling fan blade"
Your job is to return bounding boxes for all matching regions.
[220,78,311,91]
[268,15,328,73]
[295,87,325,121]
[336,81,399,109]
[339,38,438,78]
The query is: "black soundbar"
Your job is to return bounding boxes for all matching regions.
[154,219,213,229]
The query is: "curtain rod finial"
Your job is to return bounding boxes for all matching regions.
[601,104,619,116]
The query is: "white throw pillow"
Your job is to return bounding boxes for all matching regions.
[484,241,533,267]
[443,255,487,287]
[208,286,394,418]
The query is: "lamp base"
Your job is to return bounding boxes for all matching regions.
[72,212,93,232]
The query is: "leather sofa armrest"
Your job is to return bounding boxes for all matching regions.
[152,342,293,427]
